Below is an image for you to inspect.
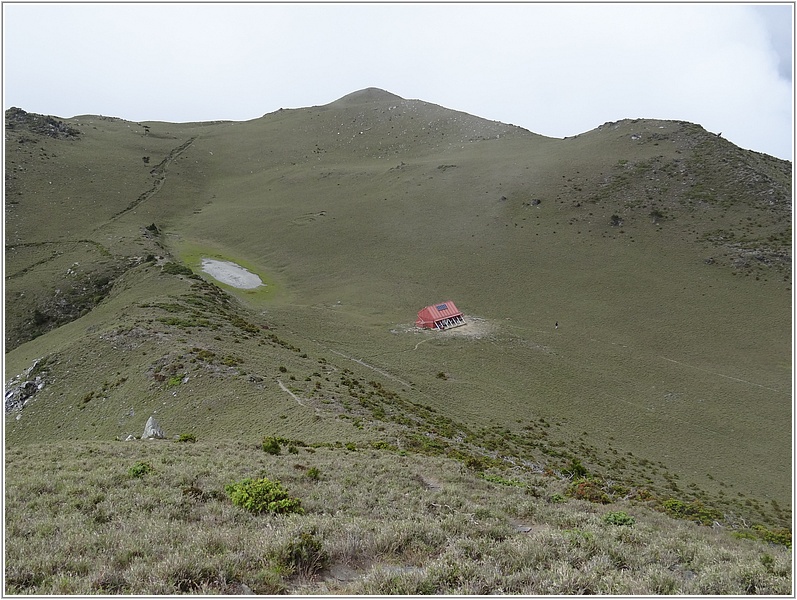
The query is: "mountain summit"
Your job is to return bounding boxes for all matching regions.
[327,87,405,106]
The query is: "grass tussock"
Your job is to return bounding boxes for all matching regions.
[5,439,791,595]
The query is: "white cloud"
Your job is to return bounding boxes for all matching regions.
[753,4,793,81]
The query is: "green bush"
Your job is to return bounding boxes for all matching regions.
[176,433,197,443]
[752,525,792,548]
[370,440,396,451]
[161,262,193,276]
[128,461,155,478]
[270,530,328,579]
[262,437,281,455]
[481,473,524,487]
[661,497,722,526]
[225,477,303,515]
[563,458,589,478]
[603,511,636,526]
[305,467,321,481]
[464,455,486,472]
[222,355,241,367]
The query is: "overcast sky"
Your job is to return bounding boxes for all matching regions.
[3,2,793,160]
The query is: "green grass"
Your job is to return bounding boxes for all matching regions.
[4,439,792,595]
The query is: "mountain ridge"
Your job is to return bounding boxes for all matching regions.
[3,88,791,545]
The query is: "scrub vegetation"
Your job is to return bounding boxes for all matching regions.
[4,88,791,593]
[4,440,792,595]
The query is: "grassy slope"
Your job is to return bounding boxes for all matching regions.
[5,439,792,595]
[163,99,790,510]
[4,92,792,591]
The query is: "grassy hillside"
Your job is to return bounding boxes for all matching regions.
[4,439,791,595]
[4,88,792,592]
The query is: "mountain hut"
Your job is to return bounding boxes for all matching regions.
[416,301,465,330]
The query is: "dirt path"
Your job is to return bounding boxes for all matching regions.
[107,136,197,222]
[659,356,786,394]
[277,379,304,405]
[327,349,413,388]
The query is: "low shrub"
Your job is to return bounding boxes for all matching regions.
[603,511,636,526]
[269,530,329,579]
[464,454,486,472]
[128,461,155,478]
[567,478,611,504]
[370,440,397,451]
[752,525,792,548]
[262,437,281,455]
[660,497,722,526]
[161,262,193,276]
[176,433,197,443]
[222,355,242,367]
[224,477,304,515]
[481,473,524,487]
[562,458,589,478]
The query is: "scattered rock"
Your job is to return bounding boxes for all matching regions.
[5,357,48,413]
[327,564,362,582]
[142,416,165,439]
[239,583,254,595]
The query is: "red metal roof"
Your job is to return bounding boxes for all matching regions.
[416,301,462,324]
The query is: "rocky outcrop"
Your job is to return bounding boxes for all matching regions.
[5,107,81,139]
[142,416,165,439]
[5,357,48,413]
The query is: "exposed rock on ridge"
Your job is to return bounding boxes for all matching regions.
[5,357,49,413]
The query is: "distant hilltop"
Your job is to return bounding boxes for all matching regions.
[326,87,405,106]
